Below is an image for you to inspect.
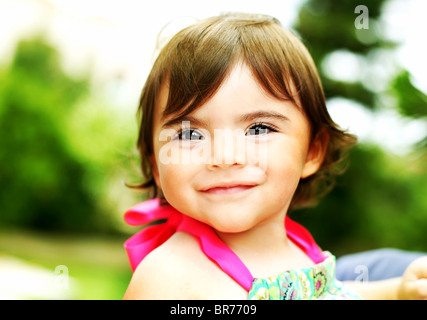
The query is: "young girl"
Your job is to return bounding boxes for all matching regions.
[122,12,427,300]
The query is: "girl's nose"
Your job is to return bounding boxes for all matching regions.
[208,129,246,170]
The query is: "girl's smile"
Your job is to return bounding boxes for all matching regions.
[202,185,255,195]
[199,181,258,195]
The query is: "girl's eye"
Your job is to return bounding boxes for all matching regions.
[176,128,204,141]
[246,123,277,136]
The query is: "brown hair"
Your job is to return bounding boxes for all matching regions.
[132,12,356,209]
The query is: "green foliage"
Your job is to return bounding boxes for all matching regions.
[295,0,387,57]
[0,38,94,231]
[292,145,427,254]
[0,37,137,233]
[391,70,427,118]
[291,0,427,254]
[294,0,395,109]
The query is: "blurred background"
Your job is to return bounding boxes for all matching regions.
[0,0,426,299]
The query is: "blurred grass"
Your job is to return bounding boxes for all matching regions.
[0,228,132,299]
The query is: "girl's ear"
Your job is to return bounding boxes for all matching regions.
[301,130,329,179]
[149,155,162,188]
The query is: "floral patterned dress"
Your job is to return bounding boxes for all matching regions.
[249,252,361,300]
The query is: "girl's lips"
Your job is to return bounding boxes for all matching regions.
[200,185,257,195]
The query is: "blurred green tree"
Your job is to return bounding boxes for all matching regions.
[294,0,391,109]
[391,70,427,118]
[0,38,101,232]
[290,0,427,254]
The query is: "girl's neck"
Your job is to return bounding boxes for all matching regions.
[216,214,289,254]
[215,211,315,277]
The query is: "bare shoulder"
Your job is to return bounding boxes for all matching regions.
[123,231,247,300]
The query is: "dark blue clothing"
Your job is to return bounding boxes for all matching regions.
[336,248,425,281]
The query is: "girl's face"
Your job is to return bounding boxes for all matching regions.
[150,63,324,233]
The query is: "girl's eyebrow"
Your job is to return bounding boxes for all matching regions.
[161,110,290,128]
[161,115,209,129]
[239,110,290,123]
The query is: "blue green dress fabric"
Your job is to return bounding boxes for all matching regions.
[248,252,361,300]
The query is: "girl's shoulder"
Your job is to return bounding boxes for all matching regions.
[123,231,247,299]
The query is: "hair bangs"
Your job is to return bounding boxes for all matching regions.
[239,23,299,105]
[159,18,242,121]
[158,13,305,122]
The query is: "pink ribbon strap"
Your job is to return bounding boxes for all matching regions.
[123,198,254,290]
[285,216,325,264]
[124,198,325,291]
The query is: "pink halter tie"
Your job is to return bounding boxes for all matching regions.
[124,198,325,291]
